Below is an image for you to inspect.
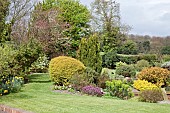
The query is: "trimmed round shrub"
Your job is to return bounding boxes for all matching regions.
[137,67,170,87]
[139,88,163,103]
[133,80,158,91]
[49,56,85,85]
[135,59,150,71]
[115,65,136,78]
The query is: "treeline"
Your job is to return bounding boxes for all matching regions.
[128,34,170,55]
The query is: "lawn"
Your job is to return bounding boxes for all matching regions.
[0,73,170,113]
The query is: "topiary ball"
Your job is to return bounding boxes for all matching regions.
[49,56,85,86]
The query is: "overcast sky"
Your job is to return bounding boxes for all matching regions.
[79,0,170,36]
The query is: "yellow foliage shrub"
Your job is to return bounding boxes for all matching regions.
[137,67,170,87]
[49,56,85,85]
[133,80,158,91]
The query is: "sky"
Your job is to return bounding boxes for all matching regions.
[79,0,170,36]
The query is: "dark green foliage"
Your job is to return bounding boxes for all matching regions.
[102,50,119,69]
[161,46,170,55]
[117,40,138,55]
[139,89,163,103]
[117,54,158,65]
[117,54,139,64]
[106,80,134,99]
[115,65,136,78]
[78,34,102,73]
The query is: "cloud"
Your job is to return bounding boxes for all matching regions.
[116,0,170,36]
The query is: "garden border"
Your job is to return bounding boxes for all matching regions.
[0,105,33,113]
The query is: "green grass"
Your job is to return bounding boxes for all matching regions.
[0,74,170,113]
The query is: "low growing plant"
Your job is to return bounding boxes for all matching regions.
[105,80,133,99]
[133,80,158,91]
[139,88,163,103]
[81,85,103,97]
[0,76,24,95]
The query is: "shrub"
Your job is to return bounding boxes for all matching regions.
[0,40,42,84]
[139,88,163,103]
[117,40,138,55]
[49,56,85,86]
[135,60,150,71]
[137,67,170,87]
[140,54,158,65]
[161,61,170,70]
[81,85,103,97]
[70,67,99,91]
[105,80,133,99]
[133,80,158,91]
[115,65,136,78]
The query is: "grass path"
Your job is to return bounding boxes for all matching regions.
[0,74,170,113]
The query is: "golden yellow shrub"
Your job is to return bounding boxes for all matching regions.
[133,80,158,91]
[137,67,170,87]
[49,56,85,85]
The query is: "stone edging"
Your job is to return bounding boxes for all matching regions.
[0,105,33,113]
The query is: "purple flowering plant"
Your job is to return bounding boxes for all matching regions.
[81,85,103,97]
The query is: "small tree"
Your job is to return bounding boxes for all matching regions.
[117,40,138,55]
[78,34,102,73]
